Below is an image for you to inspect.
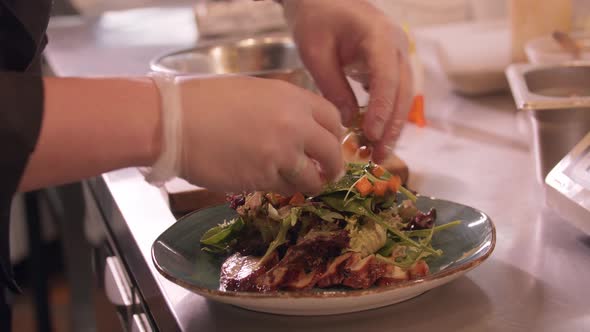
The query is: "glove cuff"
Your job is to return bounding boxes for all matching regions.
[144,72,183,186]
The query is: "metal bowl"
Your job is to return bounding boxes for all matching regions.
[150,35,315,91]
[506,63,590,183]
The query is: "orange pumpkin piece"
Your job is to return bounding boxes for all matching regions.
[288,192,306,205]
[388,175,401,192]
[371,165,386,178]
[355,177,373,197]
[372,180,389,196]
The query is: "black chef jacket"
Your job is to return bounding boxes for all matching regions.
[0,0,52,328]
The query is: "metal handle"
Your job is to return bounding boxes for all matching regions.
[104,256,133,307]
[131,313,153,332]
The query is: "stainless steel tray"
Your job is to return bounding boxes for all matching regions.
[545,132,590,235]
[506,63,590,110]
[506,63,590,182]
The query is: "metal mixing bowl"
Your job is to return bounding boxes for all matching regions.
[150,35,315,91]
[506,63,590,183]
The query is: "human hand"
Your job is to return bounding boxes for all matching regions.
[173,76,344,195]
[283,0,413,162]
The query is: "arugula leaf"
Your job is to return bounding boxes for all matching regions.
[200,217,244,246]
[398,185,418,203]
[200,217,245,254]
[301,206,344,222]
[320,194,439,255]
[258,208,301,266]
[405,220,461,238]
[379,194,396,209]
[377,238,395,257]
[320,172,358,194]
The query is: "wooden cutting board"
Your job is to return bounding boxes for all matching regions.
[164,178,227,217]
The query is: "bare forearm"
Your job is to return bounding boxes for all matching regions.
[18,77,161,192]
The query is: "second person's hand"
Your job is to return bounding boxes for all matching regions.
[283,0,413,163]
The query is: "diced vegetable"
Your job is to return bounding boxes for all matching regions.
[408,95,426,127]
[388,175,401,192]
[371,165,386,178]
[289,192,305,205]
[372,180,389,196]
[355,177,373,197]
[265,193,289,207]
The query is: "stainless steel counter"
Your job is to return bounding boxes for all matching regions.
[45,8,590,332]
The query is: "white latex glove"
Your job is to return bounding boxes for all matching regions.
[148,74,344,195]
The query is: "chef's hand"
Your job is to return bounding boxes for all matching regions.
[174,76,344,194]
[283,0,413,163]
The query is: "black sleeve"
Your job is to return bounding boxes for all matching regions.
[0,0,50,294]
[0,72,44,193]
[0,72,44,293]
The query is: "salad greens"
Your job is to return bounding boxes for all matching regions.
[200,162,461,290]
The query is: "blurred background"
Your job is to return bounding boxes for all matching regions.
[11,0,590,331]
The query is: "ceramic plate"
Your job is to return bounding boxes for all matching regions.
[152,196,495,316]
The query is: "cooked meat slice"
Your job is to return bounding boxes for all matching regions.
[278,230,349,268]
[220,252,278,292]
[265,229,349,290]
[316,252,353,288]
[376,264,410,286]
[258,265,289,290]
[342,254,387,289]
[282,269,319,290]
[232,226,268,256]
[220,229,353,291]
[408,260,429,279]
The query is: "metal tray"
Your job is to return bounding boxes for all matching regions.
[506,63,590,182]
[545,132,590,235]
[150,34,315,91]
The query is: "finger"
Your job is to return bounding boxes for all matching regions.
[363,51,400,142]
[269,175,300,197]
[373,59,413,163]
[362,28,409,142]
[298,38,359,126]
[304,90,346,141]
[279,154,324,194]
[302,121,344,182]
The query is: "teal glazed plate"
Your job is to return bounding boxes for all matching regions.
[152,196,496,316]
